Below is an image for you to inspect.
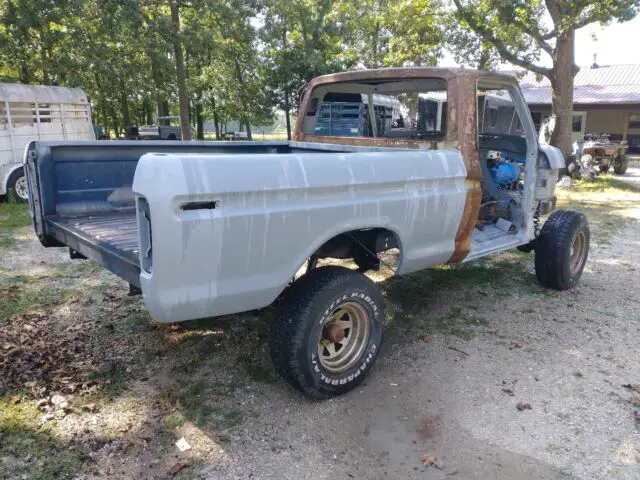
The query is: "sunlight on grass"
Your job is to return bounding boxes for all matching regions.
[555,175,640,244]
[0,201,31,229]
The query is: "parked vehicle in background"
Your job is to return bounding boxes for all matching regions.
[137,116,183,140]
[572,133,629,178]
[222,131,248,140]
[25,68,588,399]
[93,125,109,140]
[0,82,94,201]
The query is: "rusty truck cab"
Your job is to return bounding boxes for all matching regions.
[293,68,542,263]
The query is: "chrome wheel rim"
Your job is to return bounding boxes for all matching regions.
[14,176,28,200]
[318,301,370,373]
[569,231,586,276]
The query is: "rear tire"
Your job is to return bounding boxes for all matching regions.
[613,154,629,175]
[6,168,28,202]
[535,210,590,290]
[269,266,385,399]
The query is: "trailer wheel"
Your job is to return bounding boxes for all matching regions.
[269,266,385,399]
[6,168,28,202]
[535,210,590,290]
[613,154,629,175]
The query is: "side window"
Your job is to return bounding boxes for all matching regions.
[489,107,498,127]
[530,112,542,132]
[479,89,525,137]
[571,115,583,133]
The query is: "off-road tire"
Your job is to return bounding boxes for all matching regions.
[6,168,28,202]
[613,154,629,175]
[269,266,385,399]
[535,210,590,290]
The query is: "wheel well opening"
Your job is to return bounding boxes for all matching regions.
[309,227,401,274]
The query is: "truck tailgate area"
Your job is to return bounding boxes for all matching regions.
[45,210,141,286]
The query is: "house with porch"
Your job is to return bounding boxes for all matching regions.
[518,64,640,152]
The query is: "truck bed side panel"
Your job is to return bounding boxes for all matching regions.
[133,150,467,322]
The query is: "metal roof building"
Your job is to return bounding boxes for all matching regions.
[518,65,640,105]
[515,65,640,151]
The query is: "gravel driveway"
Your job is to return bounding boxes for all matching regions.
[199,217,640,480]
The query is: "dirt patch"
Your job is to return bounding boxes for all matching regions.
[1,177,640,479]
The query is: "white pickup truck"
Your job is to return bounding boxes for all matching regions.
[25,68,589,399]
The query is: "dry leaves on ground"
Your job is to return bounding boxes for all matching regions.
[421,452,442,469]
[516,402,532,411]
[629,394,640,406]
[168,462,187,476]
[0,314,98,396]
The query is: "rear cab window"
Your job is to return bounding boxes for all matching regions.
[302,78,448,144]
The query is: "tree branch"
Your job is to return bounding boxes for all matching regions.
[509,17,554,55]
[572,11,606,31]
[452,0,552,78]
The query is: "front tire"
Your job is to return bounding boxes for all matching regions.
[535,210,590,290]
[269,266,385,399]
[613,154,629,175]
[6,168,28,202]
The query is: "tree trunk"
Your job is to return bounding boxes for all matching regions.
[41,44,50,85]
[284,90,292,140]
[195,99,204,140]
[211,97,221,140]
[477,40,491,71]
[233,57,252,140]
[19,61,30,84]
[170,1,192,141]
[120,81,130,129]
[549,31,577,157]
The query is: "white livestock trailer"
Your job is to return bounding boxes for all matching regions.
[0,82,95,201]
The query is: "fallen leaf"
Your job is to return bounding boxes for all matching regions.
[629,394,640,406]
[421,452,442,469]
[42,413,55,422]
[81,403,99,413]
[509,342,521,350]
[419,335,433,343]
[167,462,187,476]
[10,395,21,404]
[51,394,67,406]
[516,402,532,411]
